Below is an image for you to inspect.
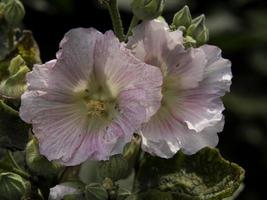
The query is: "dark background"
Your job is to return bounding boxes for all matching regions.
[22,0,267,199]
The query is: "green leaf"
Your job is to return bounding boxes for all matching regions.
[0,100,29,150]
[99,154,129,181]
[84,183,108,200]
[0,172,26,200]
[134,147,245,200]
[0,55,29,99]
[25,137,63,177]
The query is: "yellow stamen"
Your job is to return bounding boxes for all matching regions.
[87,100,105,117]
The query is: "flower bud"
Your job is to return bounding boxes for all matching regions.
[4,0,25,26]
[172,6,192,29]
[99,154,129,181]
[0,172,26,200]
[186,14,209,45]
[131,0,165,20]
[25,137,63,177]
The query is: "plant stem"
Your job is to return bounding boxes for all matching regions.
[104,0,125,41]
[7,150,22,170]
[126,15,139,40]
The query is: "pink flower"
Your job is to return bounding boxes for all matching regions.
[20,28,162,166]
[127,20,232,158]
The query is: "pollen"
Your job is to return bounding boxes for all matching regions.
[87,99,106,117]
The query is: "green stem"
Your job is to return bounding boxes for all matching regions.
[126,15,139,40]
[7,150,22,170]
[104,0,125,41]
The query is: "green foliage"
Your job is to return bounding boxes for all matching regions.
[0,100,28,150]
[25,137,63,177]
[15,30,41,68]
[0,172,26,200]
[4,0,25,27]
[99,135,141,182]
[85,183,108,200]
[99,154,129,181]
[0,55,29,99]
[134,147,245,200]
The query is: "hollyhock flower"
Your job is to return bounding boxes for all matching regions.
[19,28,162,166]
[127,20,232,158]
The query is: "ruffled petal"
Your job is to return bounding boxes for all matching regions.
[140,107,222,158]
[127,19,183,65]
[175,45,232,132]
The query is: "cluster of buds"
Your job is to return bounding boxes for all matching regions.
[171,6,209,47]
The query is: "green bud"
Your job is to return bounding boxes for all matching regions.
[0,172,26,200]
[131,0,165,20]
[85,183,108,200]
[25,138,63,177]
[172,6,192,29]
[186,14,209,45]
[4,0,25,26]
[99,154,129,181]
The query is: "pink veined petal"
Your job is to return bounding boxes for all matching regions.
[20,91,89,163]
[164,47,207,89]
[174,45,232,132]
[20,27,163,166]
[94,30,163,120]
[140,106,223,158]
[128,21,231,158]
[127,19,183,66]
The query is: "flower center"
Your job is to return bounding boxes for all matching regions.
[87,99,106,117]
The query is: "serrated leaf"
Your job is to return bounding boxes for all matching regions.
[0,100,29,150]
[134,147,245,200]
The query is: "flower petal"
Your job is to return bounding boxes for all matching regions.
[127,19,183,66]
[94,30,163,120]
[49,184,78,200]
[175,45,232,132]
[20,28,163,166]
